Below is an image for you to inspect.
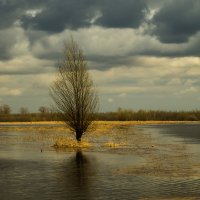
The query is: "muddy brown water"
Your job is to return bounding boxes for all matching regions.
[0,123,200,199]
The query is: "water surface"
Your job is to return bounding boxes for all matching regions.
[0,123,200,199]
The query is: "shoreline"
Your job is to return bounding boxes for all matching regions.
[0,120,199,126]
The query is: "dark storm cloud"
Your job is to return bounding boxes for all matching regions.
[96,0,146,28]
[21,0,93,32]
[0,0,44,29]
[21,0,147,32]
[0,0,24,29]
[152,0,200,43]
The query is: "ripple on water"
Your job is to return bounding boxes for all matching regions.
[0,124,200,199]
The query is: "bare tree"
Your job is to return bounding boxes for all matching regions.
[50,38,98,142]
[38,106,50,114]
[20,107,29,115]
[0,104,11,115]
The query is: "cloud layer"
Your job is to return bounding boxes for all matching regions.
[0,0,200,112]
[21,0,147,32]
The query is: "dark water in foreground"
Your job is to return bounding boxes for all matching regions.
[0,123,200,199]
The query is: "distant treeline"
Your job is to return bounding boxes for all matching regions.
[0,104,60,122]
[0,113,60,122]
[0,107,200,122]
[96,108,200,121]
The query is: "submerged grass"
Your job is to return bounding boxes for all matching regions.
[115,134,200,179]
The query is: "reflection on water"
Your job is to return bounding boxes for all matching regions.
[0,124,200,199]
[0,151,94,200]
[60,150,93,200]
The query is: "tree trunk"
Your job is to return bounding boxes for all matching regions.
[76,129,83,142]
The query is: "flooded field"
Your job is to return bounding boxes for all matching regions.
[0,122,200,199]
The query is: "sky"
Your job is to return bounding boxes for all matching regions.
[0,0,200,113]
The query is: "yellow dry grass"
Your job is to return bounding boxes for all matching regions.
[0,120,196,127]
[0,120,197,136]
[103,141,120,148]
[0,121,64,125]
[53,137,91,149]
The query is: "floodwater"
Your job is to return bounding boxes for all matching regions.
[0,123,200,199]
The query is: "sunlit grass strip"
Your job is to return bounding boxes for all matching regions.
[0,120,195,126]
[102,141,127,148]
[0,120,197,134]
[103,142,120,148]
[53,137,91,149]
[0,121,65,125]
